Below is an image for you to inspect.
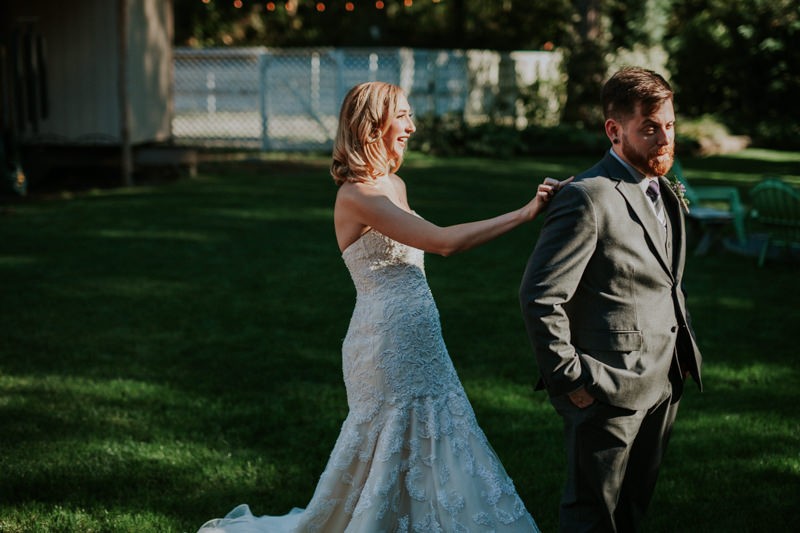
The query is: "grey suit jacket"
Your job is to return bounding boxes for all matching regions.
[519,152,703,410]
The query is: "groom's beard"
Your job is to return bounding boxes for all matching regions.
[623,140,675,177]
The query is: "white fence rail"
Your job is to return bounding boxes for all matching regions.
[172,47,563,151]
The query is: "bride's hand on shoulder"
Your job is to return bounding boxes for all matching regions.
[523,176,574,220]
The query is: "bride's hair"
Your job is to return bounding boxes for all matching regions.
[331,81,404,185]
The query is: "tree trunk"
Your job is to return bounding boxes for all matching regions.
[562,0,607,127]
[451,0,465,49]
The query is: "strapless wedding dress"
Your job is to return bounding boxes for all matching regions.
[198,229,538,532]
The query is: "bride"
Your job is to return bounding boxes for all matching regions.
[198,81,568,532]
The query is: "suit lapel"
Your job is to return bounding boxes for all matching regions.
[601,154,674,278]
[659,176,686,276]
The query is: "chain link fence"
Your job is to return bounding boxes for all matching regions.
[173,47,563,151]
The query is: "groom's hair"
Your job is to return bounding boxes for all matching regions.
[602,67,673,121]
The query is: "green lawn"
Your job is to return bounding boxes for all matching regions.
[1,150,799,532]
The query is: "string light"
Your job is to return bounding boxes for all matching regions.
[203,0,447,12]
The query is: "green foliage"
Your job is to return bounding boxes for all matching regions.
[667,0,800,148]
[520,124,608,155]
[609,0,673,49]
[560,0,610,127]
[172,0,572,50]
[410,114,607,158]
[562,0,675,127]
[410,114,525,158]
[1,152,799,531]
[675,114,752,156]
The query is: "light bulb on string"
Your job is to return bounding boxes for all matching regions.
[194,0,441,13]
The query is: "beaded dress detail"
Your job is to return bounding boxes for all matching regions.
[197,229,538,533]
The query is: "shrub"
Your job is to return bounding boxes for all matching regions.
[411,113,608,158]
[676,114,750,156]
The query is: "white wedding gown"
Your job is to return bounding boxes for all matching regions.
[198,229,539,532]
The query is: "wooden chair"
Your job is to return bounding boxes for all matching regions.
[671,159,747,254]
[748,177,800,266]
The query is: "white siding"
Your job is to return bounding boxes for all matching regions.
[129,0,172,144]
[1,0,171,144]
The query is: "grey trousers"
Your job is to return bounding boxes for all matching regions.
[550,376,681,533]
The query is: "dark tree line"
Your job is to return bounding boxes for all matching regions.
[173,0,572,50]
[667,0,800,147]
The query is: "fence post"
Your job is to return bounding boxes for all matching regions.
[331,49,346,112]
[259,50,270,151]
[398,47,415,95]
[369,52,378,81]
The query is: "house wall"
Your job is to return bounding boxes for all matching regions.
[1,0,171,145]
[128,0,172,144]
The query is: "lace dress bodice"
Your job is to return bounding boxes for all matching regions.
[197,229,538,533]
[341,230,461,420]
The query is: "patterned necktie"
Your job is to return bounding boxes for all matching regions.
[646,179,660,203]
[646,179,665,225]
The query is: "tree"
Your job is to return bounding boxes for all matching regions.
[561,0,609,127]
[172,0,570,50]
[607,0,672,75]
[560,0,677,127]
[667,0,800,146]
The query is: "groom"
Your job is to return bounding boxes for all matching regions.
[519,67,703,532]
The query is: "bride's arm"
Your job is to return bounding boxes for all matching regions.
[337,176,568,257]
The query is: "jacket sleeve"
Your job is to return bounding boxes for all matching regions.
[519,183,598,397]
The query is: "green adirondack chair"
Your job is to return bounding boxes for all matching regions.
[670,159,747,254]
[749,177,800,266]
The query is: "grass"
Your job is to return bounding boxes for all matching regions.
[1,149,799,532]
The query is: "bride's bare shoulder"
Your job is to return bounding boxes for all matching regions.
[336,174,411,216]
[335,181,377,219]
[336,177,390,203]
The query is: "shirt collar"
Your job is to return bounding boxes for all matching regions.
[609,148,658,195]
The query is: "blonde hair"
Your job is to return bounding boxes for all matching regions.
[331,82,404,185]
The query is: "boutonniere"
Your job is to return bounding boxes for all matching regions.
[667,174,690,213]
